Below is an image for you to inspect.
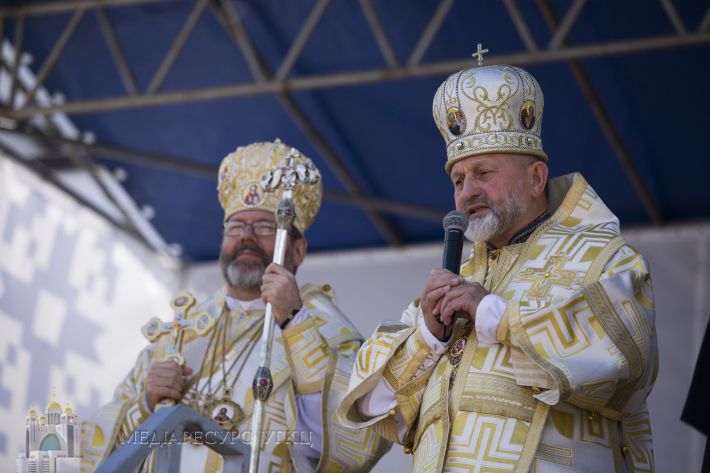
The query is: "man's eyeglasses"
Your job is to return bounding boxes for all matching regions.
[223,220,277,237]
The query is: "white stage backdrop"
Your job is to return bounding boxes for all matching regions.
[2,150,708,473]
[0,156,177,471]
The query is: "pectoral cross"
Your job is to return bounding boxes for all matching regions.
[472,42,489,66]
[142,290,216,368]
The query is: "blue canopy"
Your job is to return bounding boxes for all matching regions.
[2,0,709,260]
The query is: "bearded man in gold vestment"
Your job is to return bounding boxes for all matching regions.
[80,140,390,473]
[338,61,658,473]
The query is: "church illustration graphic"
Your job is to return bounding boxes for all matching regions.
[16,394,81,473]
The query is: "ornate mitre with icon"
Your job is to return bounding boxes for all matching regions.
[432,44,548,173]
[217,139,323,235]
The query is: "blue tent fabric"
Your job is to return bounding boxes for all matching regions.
[5,0,710,260]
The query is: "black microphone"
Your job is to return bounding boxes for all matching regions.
[437,211,467,339]
[442,210,467,274]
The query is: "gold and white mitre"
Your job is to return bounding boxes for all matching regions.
[217,139,323,235]
[433,62,548,173]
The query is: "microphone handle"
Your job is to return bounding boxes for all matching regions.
[442,229,464,275]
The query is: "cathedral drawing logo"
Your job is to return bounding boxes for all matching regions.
[16,394,81,473]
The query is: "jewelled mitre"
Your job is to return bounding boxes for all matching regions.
[433,64,548,173]
[217,139,323,234]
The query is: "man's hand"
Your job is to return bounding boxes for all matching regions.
[421,269,462,341]
[261,263,303,325]
[145,361,193,411]
[438,278,489,326]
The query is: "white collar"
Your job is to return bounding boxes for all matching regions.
[224,294,265,312]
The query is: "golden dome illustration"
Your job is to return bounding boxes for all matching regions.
[46,393,62,412]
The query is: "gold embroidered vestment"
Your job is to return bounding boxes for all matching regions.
[339,173,657,473]
[82,284,390,473]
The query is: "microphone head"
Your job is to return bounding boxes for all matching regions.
[443,210,468,232]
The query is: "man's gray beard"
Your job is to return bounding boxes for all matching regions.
[464,191,526,243]
[223,261,265,290]
[464,211,500,243]
[220,244,295,291]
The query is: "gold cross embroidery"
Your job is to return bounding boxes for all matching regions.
[519,255,581,299]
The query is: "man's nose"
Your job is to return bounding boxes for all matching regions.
[238,222,259,241]
[461,178,481,202]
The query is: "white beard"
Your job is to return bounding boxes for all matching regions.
[464,189,527,243]
[464,212,501,243]
[224,262,264,290]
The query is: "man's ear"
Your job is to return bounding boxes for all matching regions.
[530,161,549,199]
[292,238,308,267]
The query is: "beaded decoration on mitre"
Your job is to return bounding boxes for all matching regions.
[433,44,547,173]
[217,140,323,235]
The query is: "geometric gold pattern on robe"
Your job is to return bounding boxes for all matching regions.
[622,410,654,473]
[282,319,330,393]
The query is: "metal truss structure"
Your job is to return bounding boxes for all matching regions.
[1,0,709,252]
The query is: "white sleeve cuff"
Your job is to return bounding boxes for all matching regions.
[475,294,507,345]
[357,379,397,418]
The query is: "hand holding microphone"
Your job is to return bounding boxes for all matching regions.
[425,210,492,341]
[421,211,467,341]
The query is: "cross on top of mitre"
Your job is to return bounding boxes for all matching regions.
[472,42,489,66]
